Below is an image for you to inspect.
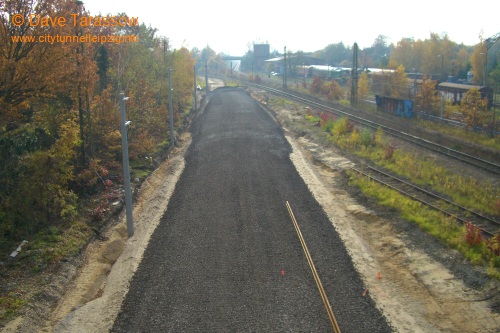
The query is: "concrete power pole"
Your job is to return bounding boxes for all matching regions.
[205,61,209,92]
[168,68,175,147]
[193,65,197,111]
[350,43,358,105]
[119,92,134,237]
[283,46,287,89]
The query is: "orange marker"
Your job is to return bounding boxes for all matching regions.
[282,269,285,277]
[377,272,381,279]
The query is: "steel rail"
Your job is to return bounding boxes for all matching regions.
[225,77,500,176]
[286,201,342,333]
[351,166,500,237]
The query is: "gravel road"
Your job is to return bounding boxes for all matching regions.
[111,87,392,332]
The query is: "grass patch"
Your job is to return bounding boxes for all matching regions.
[317,116,500,216]
[269,97,298,109]
[418,119,500,151]
[348,170,500,276]
[0,292,27,320]
[29,221,91,270]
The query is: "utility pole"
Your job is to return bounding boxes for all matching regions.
[168,68,175,147]
[193,65,197,111]
[76,0,85,167]
[283,46,287,89]
[480,52,487,87]
[205,61,209,92]
[119,92,134,238]
[350,42,358,105]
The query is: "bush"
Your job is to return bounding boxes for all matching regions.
[347,129,361,147]
[309,77,323,94]
[374,127,384,147]
[14,123,79,235]
[383,142,397,160]
[464,221,483,247]
[331,117,350,139]
[360,128,373,147]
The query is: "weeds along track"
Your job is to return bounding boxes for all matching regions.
[224,77,500,176]
[352,165,500,237]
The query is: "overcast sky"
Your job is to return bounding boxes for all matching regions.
[83,0,498,55]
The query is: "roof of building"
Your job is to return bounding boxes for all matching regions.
[437,82,486,90]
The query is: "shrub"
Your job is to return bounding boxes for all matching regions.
[374,127,384,147]
[348,129,361,147]
[486,234,500,257]
[464,222,483,247]
[309,77,324,94]
[15,123,79,234]
[383,142,397,160]
[360,128,373,147]
[494,199,500,216]
[331,117,350,139]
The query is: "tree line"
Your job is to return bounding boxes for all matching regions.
[0,0,198,251]
[240,33,499,87]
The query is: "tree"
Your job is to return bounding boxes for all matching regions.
[416,75,440,114]
[365,35,390,68]
[392,65,410,98]
[470,41,487,85]
[96,45,110,93]
[309,76,323,94]
[14,121,80,234]
[0,0,84,126]
[315,42,351,66]
[321,80,342,101]
[461,88,488,129]
[358,71,371,99]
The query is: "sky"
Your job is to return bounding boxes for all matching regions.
[82,0,498,56]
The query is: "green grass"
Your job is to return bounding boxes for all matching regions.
[30,221,90,269]
[0,292,27,320]
[318,117,500,216]
[291,109,500,277]
[418,119,500,151]
[269,97,298,109]
[348,170,500,276]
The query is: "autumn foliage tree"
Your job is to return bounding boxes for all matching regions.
[460,88,488,130]
[358,71,371,99]
[416,75,440,114]
[0,0,196,251]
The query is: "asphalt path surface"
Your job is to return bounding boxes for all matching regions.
[111,87,392,332]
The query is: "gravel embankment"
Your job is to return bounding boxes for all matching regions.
[111,87,393,332]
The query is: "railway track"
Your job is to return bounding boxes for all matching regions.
[352,165,500,237]
[224,77,500,176]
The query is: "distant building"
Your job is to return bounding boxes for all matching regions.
[436,82,493,106]
[265,55,325,76]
